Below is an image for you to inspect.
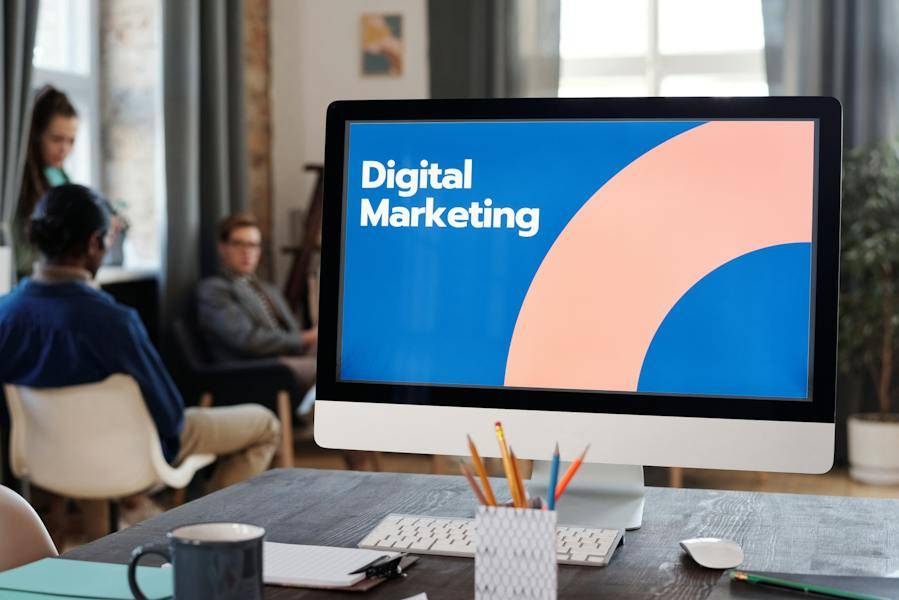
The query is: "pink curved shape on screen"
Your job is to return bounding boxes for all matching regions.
[504,120,815,392]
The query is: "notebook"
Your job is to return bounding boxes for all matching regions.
[263,541,401,589]
[0,557,172,600]
[708,570,899,599]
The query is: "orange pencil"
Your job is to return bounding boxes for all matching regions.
[494,422,523,507]
[554,444,591,502]
[467,435,497,506]
[459,461,488,506]
[509,447,527,508]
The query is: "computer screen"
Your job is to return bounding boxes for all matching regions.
[336,118,817,402]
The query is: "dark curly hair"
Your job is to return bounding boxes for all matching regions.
[27,184,109,260]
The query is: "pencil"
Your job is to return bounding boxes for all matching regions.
[494,422,522,507]
[554,444,590,502]
[459,461,488,506]
[547,443,560,510]
[509,447,526,508]
[731,571,886,600]
[467,435,497,506]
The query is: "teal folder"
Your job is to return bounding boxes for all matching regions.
[0,558,173,599]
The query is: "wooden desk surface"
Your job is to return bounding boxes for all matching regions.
[65,469,899,599]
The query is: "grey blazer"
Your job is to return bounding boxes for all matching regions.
[196,273,306,362]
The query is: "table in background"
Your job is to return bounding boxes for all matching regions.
[65,469,899,599]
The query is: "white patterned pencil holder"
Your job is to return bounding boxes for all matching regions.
[475,506,557,600]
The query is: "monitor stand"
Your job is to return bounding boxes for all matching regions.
[527,462,645,530]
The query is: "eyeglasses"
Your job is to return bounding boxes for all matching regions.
[226,241,262,251]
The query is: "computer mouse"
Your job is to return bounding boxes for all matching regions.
[679,537,744,569]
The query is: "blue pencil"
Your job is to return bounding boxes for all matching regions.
[547,443,560,510]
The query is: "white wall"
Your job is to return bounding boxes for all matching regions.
[270,0,429,283]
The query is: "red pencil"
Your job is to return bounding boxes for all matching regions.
[554,444,590,502]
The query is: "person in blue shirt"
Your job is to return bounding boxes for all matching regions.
[0,184,281,492]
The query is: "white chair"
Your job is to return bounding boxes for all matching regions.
[0,484,57,571]
[5,374,215,530]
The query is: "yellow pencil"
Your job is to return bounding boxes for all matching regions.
[467,434,497,506]
[509,447,527,508]
[459,461,488,506]
[495,422,523,507]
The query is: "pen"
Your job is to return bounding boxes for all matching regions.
[459,461,488,506]
[349,553,407,579]
[494,422,523,507]
[730,571,887,600]
[509,447,526,508]
[547,442,560,510]
[467,434,497,506]
[555,444,590,502]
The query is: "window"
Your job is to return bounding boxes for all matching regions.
[32,0,101,187]
[559,0,768,97]
[32,0,163,270]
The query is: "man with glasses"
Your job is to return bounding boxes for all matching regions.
[197,213,317,376]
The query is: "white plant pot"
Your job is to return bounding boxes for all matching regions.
[848,413,899,485]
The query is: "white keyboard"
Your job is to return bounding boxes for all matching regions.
[358,513,624,566]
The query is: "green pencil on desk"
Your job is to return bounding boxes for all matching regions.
[731,571,889,600]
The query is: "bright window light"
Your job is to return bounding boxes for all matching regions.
[32,0,98,187]
[559,0,769,98]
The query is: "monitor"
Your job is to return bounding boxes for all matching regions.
[315,97,841,528]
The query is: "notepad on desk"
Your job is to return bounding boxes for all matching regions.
[263,541,401,589]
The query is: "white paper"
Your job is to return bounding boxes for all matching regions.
[263,542,398,589]
[401,595,429,600]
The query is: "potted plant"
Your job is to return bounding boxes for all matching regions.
[841,139,899,484]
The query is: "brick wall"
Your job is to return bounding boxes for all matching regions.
[100,0,161,267]
[244,0,274,279]
[99,0,275,276]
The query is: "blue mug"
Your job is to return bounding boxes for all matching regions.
[128,522,265,600]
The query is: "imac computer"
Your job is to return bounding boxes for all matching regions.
[315,97,841,529]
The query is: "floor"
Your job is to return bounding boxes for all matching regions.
[45,434,899,553]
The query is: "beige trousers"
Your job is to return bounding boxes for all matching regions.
[176,404,281,491]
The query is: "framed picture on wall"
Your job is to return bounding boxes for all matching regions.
[361,14,403,76]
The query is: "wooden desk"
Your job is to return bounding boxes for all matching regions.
[65,469,899,599]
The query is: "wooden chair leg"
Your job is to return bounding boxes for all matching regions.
[277,391,294,468]
[669,467,684,488]
[199,392,213,408]
[46,492,69,547]
[78,500,111,541]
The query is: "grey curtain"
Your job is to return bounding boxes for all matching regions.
[428,0,560,99]
[762,0,899,149]
[161,0,248,328]
[763,0,899,464]
[0,1,39,249]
